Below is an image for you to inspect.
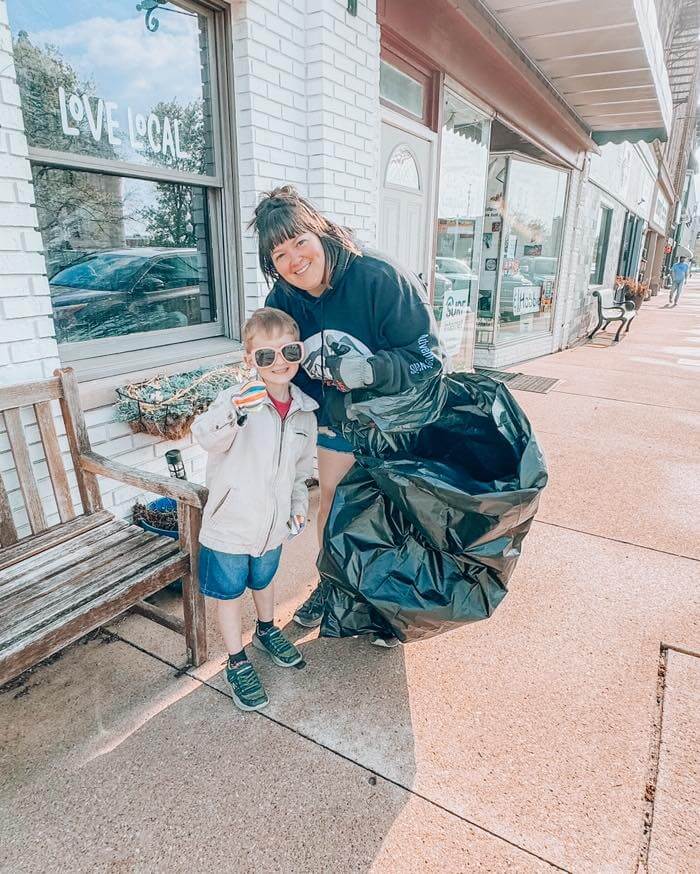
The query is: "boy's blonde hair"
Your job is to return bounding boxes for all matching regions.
[243,307,300,350]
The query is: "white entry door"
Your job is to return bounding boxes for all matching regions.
[379,112,435,282]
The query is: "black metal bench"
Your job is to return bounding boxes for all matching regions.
[588,289,636,342]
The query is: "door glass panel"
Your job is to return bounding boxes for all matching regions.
[380,60,424,118]
[433,91,491,369]
[385,145,421,189]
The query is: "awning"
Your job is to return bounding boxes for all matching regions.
[380,0,593,169]
[480,0,673,139]
[592,128,667,146]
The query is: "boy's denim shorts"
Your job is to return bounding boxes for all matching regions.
[198,544,282,600]
[317,425,354,454]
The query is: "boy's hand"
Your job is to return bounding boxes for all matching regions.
[288,515,306,538]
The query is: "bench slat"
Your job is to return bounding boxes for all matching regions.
[0,379,62,413]
[3,408,46,534]
[0,552,189,687]
[0,511,112,572]
[34,401,75,524]
[0,518,129,589]
[0,471,18,548]
[0,537,184,651]
[0,527,158,615]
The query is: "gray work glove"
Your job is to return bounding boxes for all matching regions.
[325,353,375,392]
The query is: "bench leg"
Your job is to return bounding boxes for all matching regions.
[178,504,208,666]
[625,318,633,334]
[588,317,603,339]
[614,320,625,342]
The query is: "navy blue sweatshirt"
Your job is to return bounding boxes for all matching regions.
[265,248,443,429]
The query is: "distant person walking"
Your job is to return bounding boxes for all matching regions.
[669,256,690,306]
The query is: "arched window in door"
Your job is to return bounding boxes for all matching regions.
[385,145,421,190]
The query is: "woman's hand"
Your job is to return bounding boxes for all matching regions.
[324,353,374,391]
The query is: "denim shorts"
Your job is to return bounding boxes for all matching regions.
[198,545,282,600]
[317,425,354,454]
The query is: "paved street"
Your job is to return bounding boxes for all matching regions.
[1,284,698,873]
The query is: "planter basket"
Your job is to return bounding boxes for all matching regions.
[115,363,250,440]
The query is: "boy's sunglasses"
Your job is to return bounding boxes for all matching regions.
[252,341,304,369]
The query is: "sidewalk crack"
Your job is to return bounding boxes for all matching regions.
[107,629,571,872]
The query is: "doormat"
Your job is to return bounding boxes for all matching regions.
[475,368,560,394]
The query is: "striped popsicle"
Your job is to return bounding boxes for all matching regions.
[233,379,268,412]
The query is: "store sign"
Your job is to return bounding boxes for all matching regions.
[439,288,470,356]
[57,87,191,161]
[653,193,670,229]
[512,285,540,316]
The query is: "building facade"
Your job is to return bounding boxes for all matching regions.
[0,0,696,534]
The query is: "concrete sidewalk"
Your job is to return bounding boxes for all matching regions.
[2,285,699,873]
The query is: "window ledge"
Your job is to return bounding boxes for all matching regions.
[75,337,244,411]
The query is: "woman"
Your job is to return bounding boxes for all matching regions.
[250,186,443,644]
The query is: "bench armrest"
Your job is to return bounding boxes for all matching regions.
[79,451,208,509]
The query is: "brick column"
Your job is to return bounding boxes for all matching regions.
[0,2,59,385]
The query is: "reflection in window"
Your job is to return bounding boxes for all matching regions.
[7,0,213,175]
[35,166,215,344]
[434,91,491,368]
[497,159,568,341]
[385,146,421,190]
[380,60,424,118]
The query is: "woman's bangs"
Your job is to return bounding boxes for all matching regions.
[260,208,314,264]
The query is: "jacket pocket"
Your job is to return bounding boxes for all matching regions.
[210,488,231,519]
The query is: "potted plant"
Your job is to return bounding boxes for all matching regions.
[614,276,645,310]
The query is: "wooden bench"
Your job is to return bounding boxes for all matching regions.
[588,288,637,342]
[0,368,208,687]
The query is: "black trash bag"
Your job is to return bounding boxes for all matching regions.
[339,375,447,457]
[318,373,548,643]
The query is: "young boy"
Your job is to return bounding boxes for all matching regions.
[191,308,317,711]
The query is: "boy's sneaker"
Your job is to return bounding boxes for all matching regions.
[293,581,327,628]
[226,660,268,711]
[371,633,401,648]
[253,626,303,667]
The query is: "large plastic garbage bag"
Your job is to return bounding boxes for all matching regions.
[318,373,548,643]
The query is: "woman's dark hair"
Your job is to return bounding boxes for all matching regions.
[248,185,360,287]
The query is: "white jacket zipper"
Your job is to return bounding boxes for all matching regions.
[261,407,298,554]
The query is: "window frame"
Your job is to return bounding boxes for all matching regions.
[13,0,242,373]
[589,204,613,286]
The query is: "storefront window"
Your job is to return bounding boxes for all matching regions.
[475,156,568,345]
[476,157,507,345]
[35,167,215,344]
[433,92,491,370]
[7,0,229,359]
[590,205,613,285]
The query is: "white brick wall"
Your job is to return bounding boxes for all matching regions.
[233,0,380,317]
[0,2,60,387]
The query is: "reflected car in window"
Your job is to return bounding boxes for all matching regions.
[49,248,203,343]
[435,256,478,291]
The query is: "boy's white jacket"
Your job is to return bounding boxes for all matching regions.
[191,383,318,556]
